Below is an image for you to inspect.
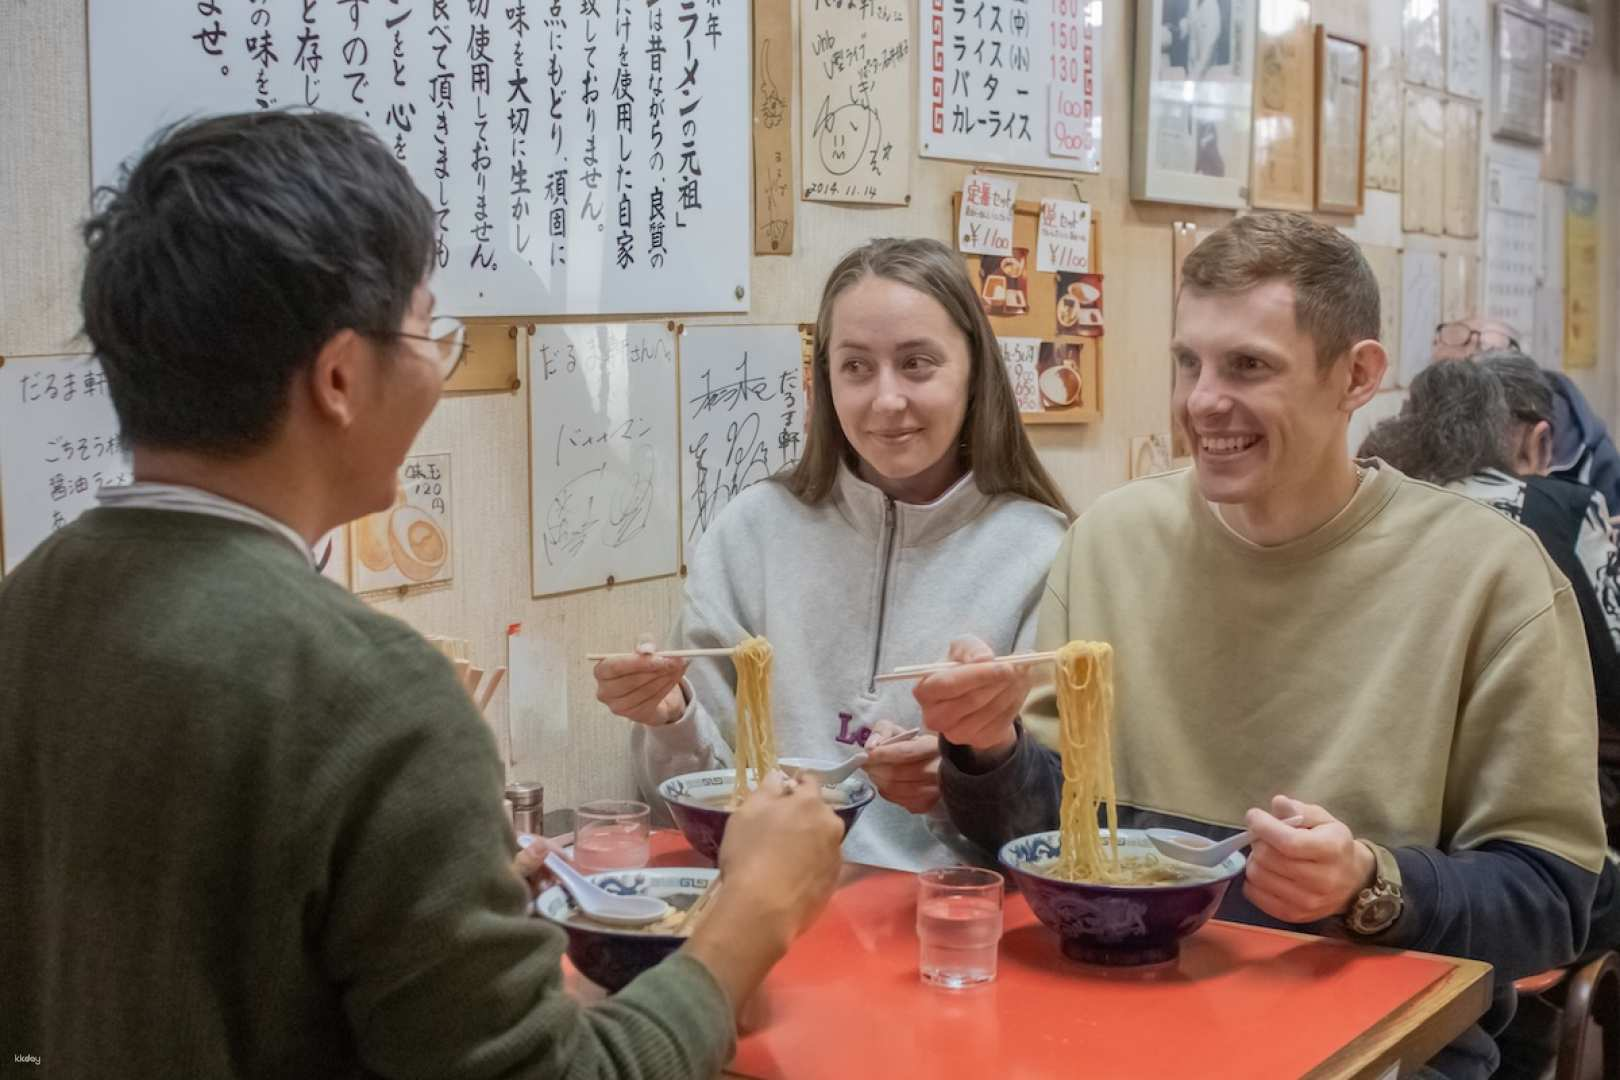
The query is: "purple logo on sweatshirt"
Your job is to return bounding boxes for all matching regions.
[834,711,871,748]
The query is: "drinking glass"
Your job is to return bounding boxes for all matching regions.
[916,866,1004,988]
[573,799,652,872]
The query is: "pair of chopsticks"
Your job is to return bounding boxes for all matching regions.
[453,660,507,713]
[584,647,735,661]
[873,651,1058,684]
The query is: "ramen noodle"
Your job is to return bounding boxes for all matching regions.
[733,636,778,796]
[1050,641,1189,886]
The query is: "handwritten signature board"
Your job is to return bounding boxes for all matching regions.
[87,0,751,319]
[0,355,134,574]
[529,325,681,598]
[679,325,807,555]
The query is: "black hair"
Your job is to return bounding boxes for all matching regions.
[1475,349,1554,427]
[80,110,435,456]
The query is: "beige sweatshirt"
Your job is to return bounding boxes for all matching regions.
[1022,463,1606,873]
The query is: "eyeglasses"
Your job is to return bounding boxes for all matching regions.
[1433,321,1521,353]
[383,315,469,382]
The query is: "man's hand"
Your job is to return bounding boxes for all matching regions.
[912,637,1028,764]
[1242,795,1377,924]
[682,771,845,1015]
[862,719,942,814]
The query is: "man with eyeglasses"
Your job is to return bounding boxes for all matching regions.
[0,111,846,1079]
[1434,316,1620,521]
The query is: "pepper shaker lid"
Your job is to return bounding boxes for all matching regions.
[504,780,544,807]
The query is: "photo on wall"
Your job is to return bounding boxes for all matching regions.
[1133,0,1257,207]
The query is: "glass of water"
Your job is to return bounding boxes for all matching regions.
[573,799,652,873]
[916,866,1004,988]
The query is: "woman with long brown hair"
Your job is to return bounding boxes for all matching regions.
[595,237,1073,871]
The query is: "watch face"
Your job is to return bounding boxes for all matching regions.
[1353,894,1400,933]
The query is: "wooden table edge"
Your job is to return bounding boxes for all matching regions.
[1302,951,1494,1079]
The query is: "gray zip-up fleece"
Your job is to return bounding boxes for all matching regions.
[633,465,1067,870]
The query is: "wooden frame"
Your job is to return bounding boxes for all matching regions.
[1315,26,1368,215]
[950,194,1103,424]
[1249,0,1317,213]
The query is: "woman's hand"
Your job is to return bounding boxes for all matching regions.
[593,637,689,726]
[862,719,942,813]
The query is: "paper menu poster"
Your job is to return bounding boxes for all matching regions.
[1036,199,1092,274]
[87,0,752,318]
[957,175,1017,256]
[352,453,454,592]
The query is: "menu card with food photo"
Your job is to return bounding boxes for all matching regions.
[977,250,1032,317]
[953,194,1103,424]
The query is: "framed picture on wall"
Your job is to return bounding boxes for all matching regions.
[1492,4,1547,145]
[1249,0,1315,212]
[1314,26,1367,215]
[1131,0,1259,208]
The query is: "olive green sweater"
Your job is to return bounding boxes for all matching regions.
[0,509,733,1078]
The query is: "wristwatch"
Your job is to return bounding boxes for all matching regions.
[1344,841,1404,937]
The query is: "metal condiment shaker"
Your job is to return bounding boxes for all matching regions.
[504,780,545,837]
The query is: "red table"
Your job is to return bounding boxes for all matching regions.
[575,831,1492,1079]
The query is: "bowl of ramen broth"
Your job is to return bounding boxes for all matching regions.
[659,768,875,861]
[534,867,718,991]
[998,828,1244,966]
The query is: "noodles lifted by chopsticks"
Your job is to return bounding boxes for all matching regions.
[733,636,778,794]
[1054,641,1127,883]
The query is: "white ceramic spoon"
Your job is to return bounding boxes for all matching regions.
[779,752,868,785]
[543,852,672,927]
[780,728,931,785]
[1147,816,1306,868]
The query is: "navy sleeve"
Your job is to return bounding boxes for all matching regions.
[1371,841,1600,982]
[938,728,1064,857]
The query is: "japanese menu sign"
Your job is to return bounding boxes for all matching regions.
[920,0,1103,173]
[0,355,133,574]
[88,0,751,318]
[957,174,1017,255]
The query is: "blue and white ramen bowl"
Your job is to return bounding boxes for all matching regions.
[534,866,719,991]
[999,828,1245,966]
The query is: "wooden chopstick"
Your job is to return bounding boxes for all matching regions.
[584,647,737,661]
[682,874,724,936]
[874,651,1059,684]
[475,667,507,713]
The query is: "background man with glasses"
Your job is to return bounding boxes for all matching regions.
[0,111,845,1079]
[1433,315,1620,524]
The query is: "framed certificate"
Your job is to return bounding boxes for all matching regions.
[1492,4,1547,145]
[1250,0,1316,211]
[1315,27,1367,215]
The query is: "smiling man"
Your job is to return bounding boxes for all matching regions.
[928,212,1605,1079]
